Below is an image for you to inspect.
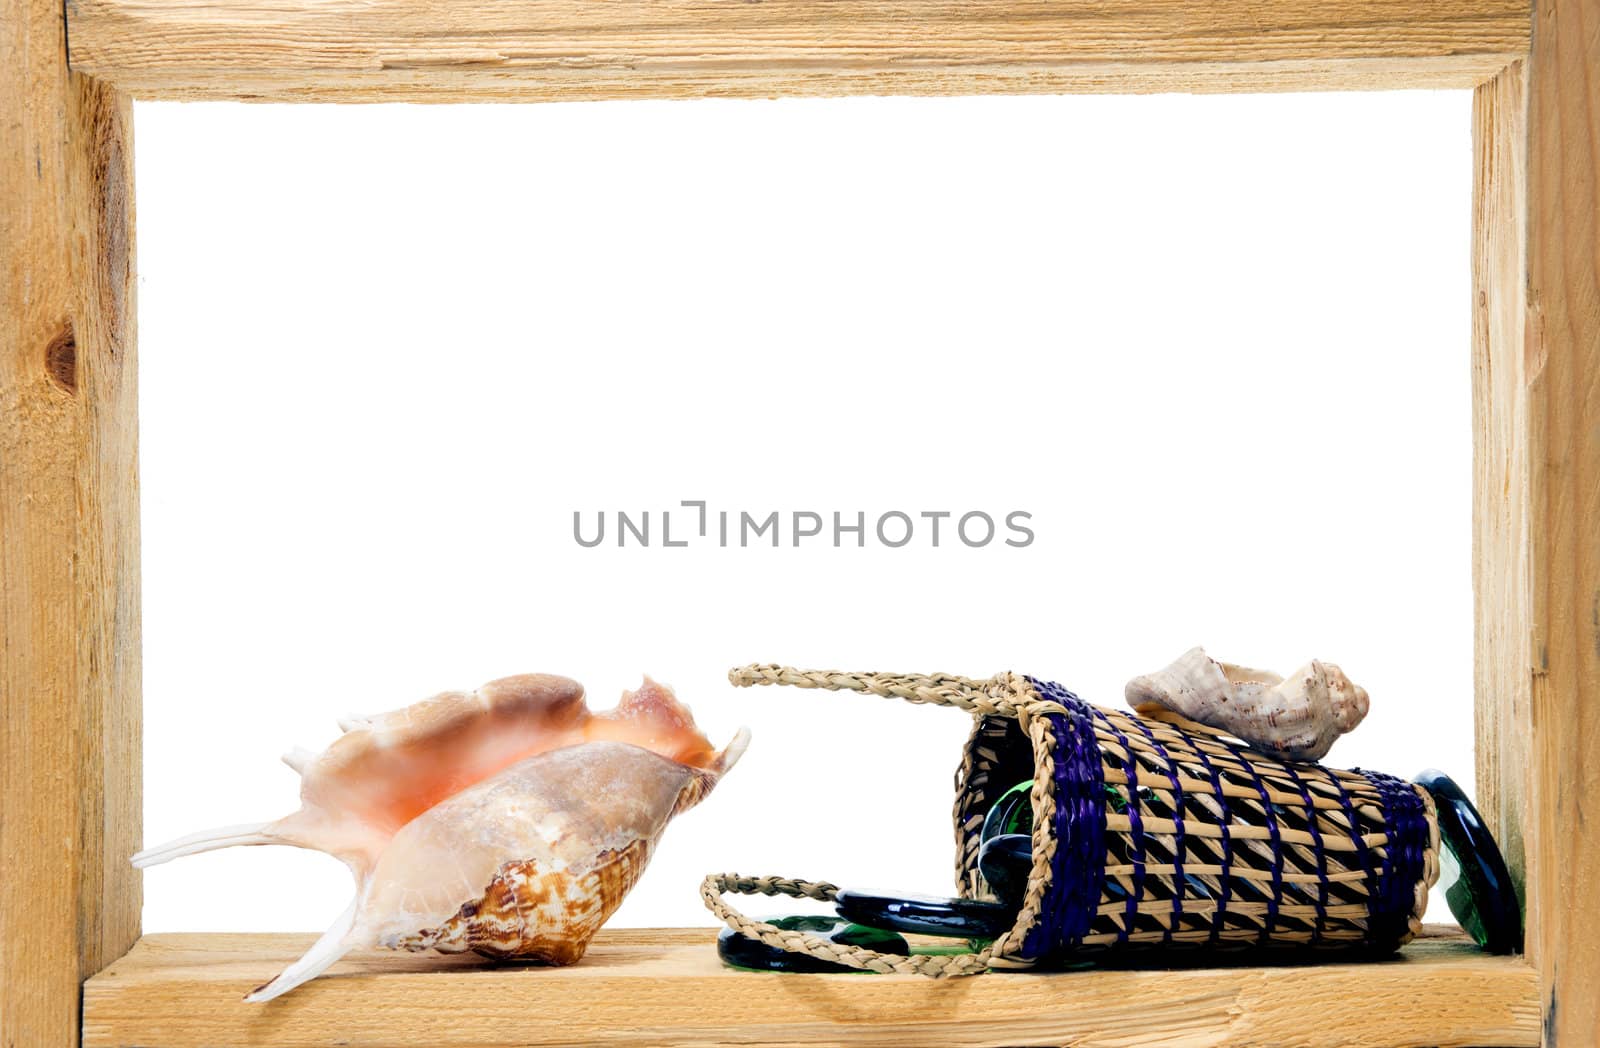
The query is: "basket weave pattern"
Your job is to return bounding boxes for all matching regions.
[705,665,1439,977]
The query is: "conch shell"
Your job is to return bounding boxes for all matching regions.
[134,674,747,1001]
[1125,647,1368,761]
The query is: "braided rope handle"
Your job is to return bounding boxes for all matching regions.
[729,664,1029,719]
[710,665,1033,977]
[700,873,993,977]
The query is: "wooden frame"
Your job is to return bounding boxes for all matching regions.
[2,0,1593,1043]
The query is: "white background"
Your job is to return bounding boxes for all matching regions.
[136,91,1473,937]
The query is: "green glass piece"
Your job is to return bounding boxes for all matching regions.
[1102,783,1155,814]
[977,833,1032,908]
[716,915,909,973]
[1439,846,1490,947]
[1414,769,1522,954]
[986,780,1158,829]
[980,780,1035,843]
[913,941,986,956]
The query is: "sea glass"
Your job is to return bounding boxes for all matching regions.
[1413,769,1522,954]
[835,890,1017,939]
[716,915,909,973]
[980,780,1035,843]
[978,833,1032,908]
[986,777,1157,833]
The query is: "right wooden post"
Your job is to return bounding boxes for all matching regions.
[1524,0,1600,1039]
[1476,2,1600,1043]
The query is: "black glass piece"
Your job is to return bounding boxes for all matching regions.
[836,889,1018,939]
[1102,781,1165,816]
[978,833,1033,908]
[980,780,1035,843]
[1414,769,1523,954]
[716,915,909,973]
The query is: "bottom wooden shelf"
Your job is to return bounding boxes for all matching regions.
[84,925,1537,1047]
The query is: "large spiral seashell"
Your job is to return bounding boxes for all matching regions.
[133,674,748,1001]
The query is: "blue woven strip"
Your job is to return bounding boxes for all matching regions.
[1184,734,1235,946]
[1126,716,1187,945]
[1369,772,1401,918]
[1329,771,1380,936]
[1021,679,1106,958]
[1279,761,1329,944]
[1360,769,1429,948]
[1087,708,1147,945]
[1223,737,1284,944]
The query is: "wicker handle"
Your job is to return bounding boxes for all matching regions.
[728,664,1026,718]
[699,873,992,977]
[712,666,1017,977]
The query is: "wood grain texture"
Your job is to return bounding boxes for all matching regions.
[1473,61,1532,925]
[1523,0,1600,1042]
[0,0,141,1038]
[65,0,1531,102]
[83,927,1538,1048]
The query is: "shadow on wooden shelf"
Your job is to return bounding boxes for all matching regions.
[83,925,1537,1047]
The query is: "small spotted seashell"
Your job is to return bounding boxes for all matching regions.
[1125,647,1368,761]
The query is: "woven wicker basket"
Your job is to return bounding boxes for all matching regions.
[702,665,1440,977]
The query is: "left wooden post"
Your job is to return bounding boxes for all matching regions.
[2,0,141,1040]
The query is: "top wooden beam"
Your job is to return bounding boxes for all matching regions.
[67,0,1530,102]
